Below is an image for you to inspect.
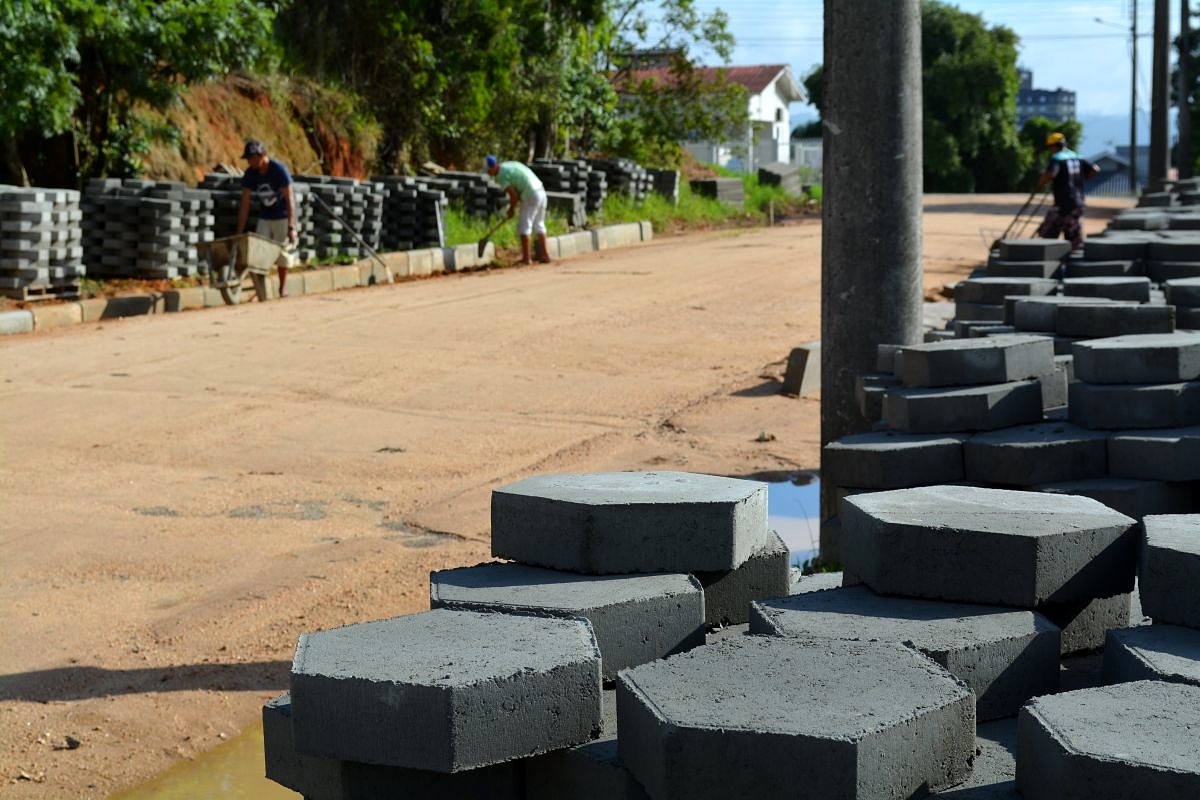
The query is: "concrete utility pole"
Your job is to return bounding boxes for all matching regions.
[1181,0,1193,179]
[1132,0,1139,192]
[820,0,923,520]
[1151,0,1171,185]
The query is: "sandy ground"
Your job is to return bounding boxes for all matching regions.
[0,194,1129,798]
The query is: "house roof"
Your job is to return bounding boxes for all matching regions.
[616,64,805,102]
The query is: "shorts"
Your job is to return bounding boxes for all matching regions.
[517,189,548,236]
[255,217,296,269]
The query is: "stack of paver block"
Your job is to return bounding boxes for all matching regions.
[265,472,1200,798]
[0,186,84,300]
[646,168,680,206]
[545,192,588,228]
[1165,276,1200,329]
[81,179,214,279]
[688,177,745,210]
[373,177,450,251]
[403,170,507,220]
[587,157,652,202]
[294,176,385,258]
[197,172,316,257]
[757,162,803,195]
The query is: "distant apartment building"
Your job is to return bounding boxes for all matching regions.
[1017,68,1076,127]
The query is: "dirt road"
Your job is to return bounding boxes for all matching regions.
[0,194,1128,797]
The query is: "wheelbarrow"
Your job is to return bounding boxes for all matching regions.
[199,233,285,306]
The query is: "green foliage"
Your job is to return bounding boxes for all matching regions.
[1019,116,1085,188]
[602,183,731,229]
[442,204,569,249]
[0,1,79,140]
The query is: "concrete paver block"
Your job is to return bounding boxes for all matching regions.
[1016,681,1200,799]
[1068,380,1200,429]
[955,277,1059,305]
[931,718,1019,798]
[430,562,705,680]
[1034,478,1195,520]
[998,238,1071,261]
[1055,303,1175,338]
[692,529,789,627]
[896,335,1054,388]
[30,302,82,330]
[876,342,901,373]
[1107,426,1200,480]
[618,637,975,800]
[263,693,526,799]
[491,471,768,574]
[963,422,1108,485]
[1138,514,1200,630]
[526,689,649,800]
[1010,296,1106,332]
[290,608,602,771]
[1063,259,1141,278]
[639,220,653,241]
[955,301,1006,322]
[856,372,899,421]
[1082,238,1150,261]
[823,431,968,489]
[790,570,845,594]
[1103,624,1200,686]
[986,259,1062,279]
[884,380,1045,434]
[1062,276,1152,302]
[302,268,334,295]
[842,485,1137,607]
[1148,260,1200,283]
[750,585,1060,720]
[780,341,820,397]
[201,287,226,307]
[0,309,33,335]
[379,250,411,278]
[1038,592,1132,655]
[592,224,643,250]
[330,265,360,289]
[1164,276,1200,306]
[1072,333,1200,384]
[163,287,206,312]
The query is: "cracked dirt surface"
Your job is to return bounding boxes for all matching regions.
[0,194,1128,797]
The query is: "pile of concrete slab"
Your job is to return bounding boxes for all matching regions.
[373,177,449,251]
[757,161,804,195]
[647,167,680,207]
[81,179,215,279]
[531,159,608,216]
[293,176,385,259]
[196,172,316,256]
[588,157,652,202]
[688,177,745,211]
[0,185,84,300]
[263,472,1200,798]
[401,170,507,220]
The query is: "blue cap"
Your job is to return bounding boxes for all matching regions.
[485,155,498,169]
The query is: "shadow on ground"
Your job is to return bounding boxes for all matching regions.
[0,660,291,703]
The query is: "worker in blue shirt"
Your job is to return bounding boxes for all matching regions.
[1035,132,1100,251]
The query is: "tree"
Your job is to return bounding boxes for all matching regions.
[791,65,823,139]
[1019,116,1085,188]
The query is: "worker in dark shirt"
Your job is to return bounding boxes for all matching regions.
[1035,132,1100,251]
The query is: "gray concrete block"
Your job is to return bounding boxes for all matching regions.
[968,324,1018,338]
[491,472,768,574]
[263,693,525,800]
[963,422,1108,485]
[1055,303,1175,338]
[926,329,957,342]
[841,485,1137,607]
[1010,296,1106,332]
[956,301,1006,322]
[290,608,603,771]
[1138,514,1200,630]
[526,690,648,800]
[896,335,1055,388]
[1147,239,1200,261]
[1039,360,1069,409]
[1072,333,1200,384]
[1181,306,1200,329]
[884,380,1045,434]
[1103,624,1200,686]
[750,585,1060,720]
[692,530,789,627]
[955,277,1059,305]
[1068,380,1200,429]
[430,562,705,680]
[998,238,1071,261]
[931,718,1019,798]
[617,637,975,800]
[1016,681,1200,799]
[780,341,820,397]
[0,309,33,335]
[1082,238,1150,261]
[1038,592,1132,655]
[1165,276,1200,307]
[790,570,845,594]
[823,431,968,489]
[1034,478,1194,520]
[1108,426,1200,480]
[876,343,901,373]
[1062,276,1152,302]
[1147,260,1200,283]
[592,223,643,250]
[856,372,899,421]
[1063,259,1141,278]
[986,259,1061,279]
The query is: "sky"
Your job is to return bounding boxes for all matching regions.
[679,0,1180,155]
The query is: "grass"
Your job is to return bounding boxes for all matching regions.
[443,204,571,249]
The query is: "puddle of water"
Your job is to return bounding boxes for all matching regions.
[765,473,821,567]
[108,720,297,800]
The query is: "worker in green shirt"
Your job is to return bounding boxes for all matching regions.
[486,155,551,265]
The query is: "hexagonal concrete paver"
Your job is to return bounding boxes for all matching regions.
[1138,514,1200,629]
[749,585,1060,720]
[1103,625,1200,687]
[290,608,602,772]
[617,636,975,800]
[691,529,790,627]
[1071,332,1200,385]
[430,562,705,680]
[491,471,768,574]
[841,485,1137,607]
[1017,681,1200,798]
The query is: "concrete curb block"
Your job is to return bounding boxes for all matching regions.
[1,220,652,336]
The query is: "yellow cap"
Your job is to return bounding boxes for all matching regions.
[1046,132,1066,147]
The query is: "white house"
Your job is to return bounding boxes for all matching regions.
[618,63,806,172]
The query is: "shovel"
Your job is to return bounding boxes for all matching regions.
[477,213,512,259]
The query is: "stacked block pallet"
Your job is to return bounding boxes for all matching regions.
[408,170,506,220]
[532,159,608,216]
[587,157,652,202]
[197,173,316,260]
[372,177,449,251]
[294,175,384,259]
[0,186,84,300]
